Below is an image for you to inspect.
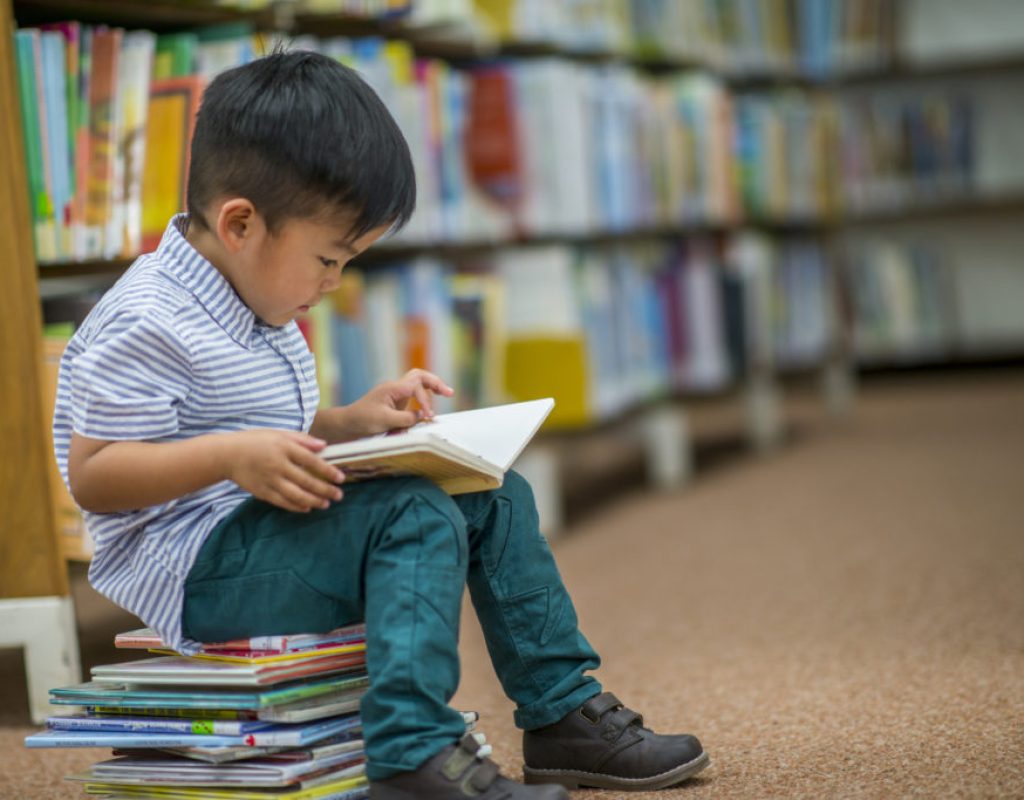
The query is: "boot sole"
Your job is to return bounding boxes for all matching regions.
[523,750,710,791]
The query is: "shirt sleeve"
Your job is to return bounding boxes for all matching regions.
[69,311,193,441]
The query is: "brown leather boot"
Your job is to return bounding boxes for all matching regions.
[522,692,709,791]
[371,733,569,799]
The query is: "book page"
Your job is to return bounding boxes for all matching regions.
[409,398,554,470]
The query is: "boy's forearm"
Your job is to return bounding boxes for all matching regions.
[71,434,233,514]
[310,407,362,443]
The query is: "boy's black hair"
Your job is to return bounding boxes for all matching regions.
[186,50,416,239]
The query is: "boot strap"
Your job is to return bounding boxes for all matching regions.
[441,735,480,780]
[442,733,500,794]
[463,759,499,793]
[581,691,623,722]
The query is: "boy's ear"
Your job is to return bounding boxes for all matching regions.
[214,198,262,253]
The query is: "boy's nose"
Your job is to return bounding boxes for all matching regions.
[321,273,343,293]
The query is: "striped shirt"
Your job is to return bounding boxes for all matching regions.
[53,215,319,654]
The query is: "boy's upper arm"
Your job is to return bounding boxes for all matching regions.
[69,309,193,443]
[67,432,115,496]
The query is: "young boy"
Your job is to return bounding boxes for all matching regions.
[53,51,708,797]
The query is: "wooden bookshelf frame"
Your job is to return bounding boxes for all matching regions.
[1,0,83,727]
[0,0,66,600]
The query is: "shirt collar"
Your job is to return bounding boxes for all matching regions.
[157,214,257,347]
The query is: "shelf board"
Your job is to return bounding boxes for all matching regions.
[35,218,836,277]
[12,0,272,30]
[857,343,1024,371]
[839,55,1024,87]
[844,193,1024,225]
[14,2,1024,88]
[38,256,134,280]
[36,192,1024,277]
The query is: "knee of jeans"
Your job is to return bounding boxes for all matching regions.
[383,477,468,562]
[501,469,536,508]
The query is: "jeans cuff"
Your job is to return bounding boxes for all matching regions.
[514,680,603,730]
[365,735,457,782]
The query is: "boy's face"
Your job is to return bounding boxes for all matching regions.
[235,213,389,327]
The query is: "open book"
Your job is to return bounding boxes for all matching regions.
[320,398,555,495]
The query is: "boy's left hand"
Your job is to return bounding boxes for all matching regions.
[348,369,454,437]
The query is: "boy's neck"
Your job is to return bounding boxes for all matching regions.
[184,218,238,287]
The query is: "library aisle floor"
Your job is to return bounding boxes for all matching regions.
[2,371,1023,798]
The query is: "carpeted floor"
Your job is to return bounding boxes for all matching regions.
[2,371,1023,798]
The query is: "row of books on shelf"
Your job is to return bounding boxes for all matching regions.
[14,7,958,268]
[838,90,976,213]
[309,0,894,78]
[13,14,957,267]
[845,237,954,361]
[26,621,481,798]
[265,238,835,425]
[42,236,833,429]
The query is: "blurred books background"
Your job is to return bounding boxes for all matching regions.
[4,4,1024,798]
[8,0,1024,567]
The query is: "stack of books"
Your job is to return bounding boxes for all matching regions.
[25,624,480,798]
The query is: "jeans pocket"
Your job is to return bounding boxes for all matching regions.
[501,585,566,649]
[182,568,347,643]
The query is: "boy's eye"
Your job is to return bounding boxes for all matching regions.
[318,256,339,268]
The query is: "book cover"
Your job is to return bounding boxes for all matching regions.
[69,752,365,788]
[84,26,122,259]
[118,30,155,257]
[46,714,272,736]
[88,679,368,723]
[465,65,522,210]
[153,642,366,666]
[50,673,369,710]
[40,31,72,259]
[14,29,58,262]
[137,730,364,764]
[320,398,554,495]
[41,21,83,255]
[74,773,368,799]
[114,623,366,654]
[25,712,360,749]
[140,76,202,252]
[91,652,366,687]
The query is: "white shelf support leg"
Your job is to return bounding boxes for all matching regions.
[745,375,784,452]
[515,443,563,540]
[822,358,857,418]
[637,405,692,491]
[0,596,81,724]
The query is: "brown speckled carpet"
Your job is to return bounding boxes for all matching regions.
[2,372,1023,798]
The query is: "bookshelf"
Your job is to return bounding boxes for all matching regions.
[4,0,874,565]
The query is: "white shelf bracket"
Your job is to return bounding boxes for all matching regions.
[636,405,693,491]
[0,595,81,725]
[514,443,563,540]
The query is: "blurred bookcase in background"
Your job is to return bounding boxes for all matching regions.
[5,0,1024,565]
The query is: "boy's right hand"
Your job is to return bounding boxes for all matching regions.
[222,430,344,513]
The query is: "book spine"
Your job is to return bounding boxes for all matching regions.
[84,27,121,259]
[88,705,256,720]
[26,730,248,748]
[47,715,260,735]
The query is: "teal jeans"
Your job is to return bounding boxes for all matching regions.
[182,471,601,780]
